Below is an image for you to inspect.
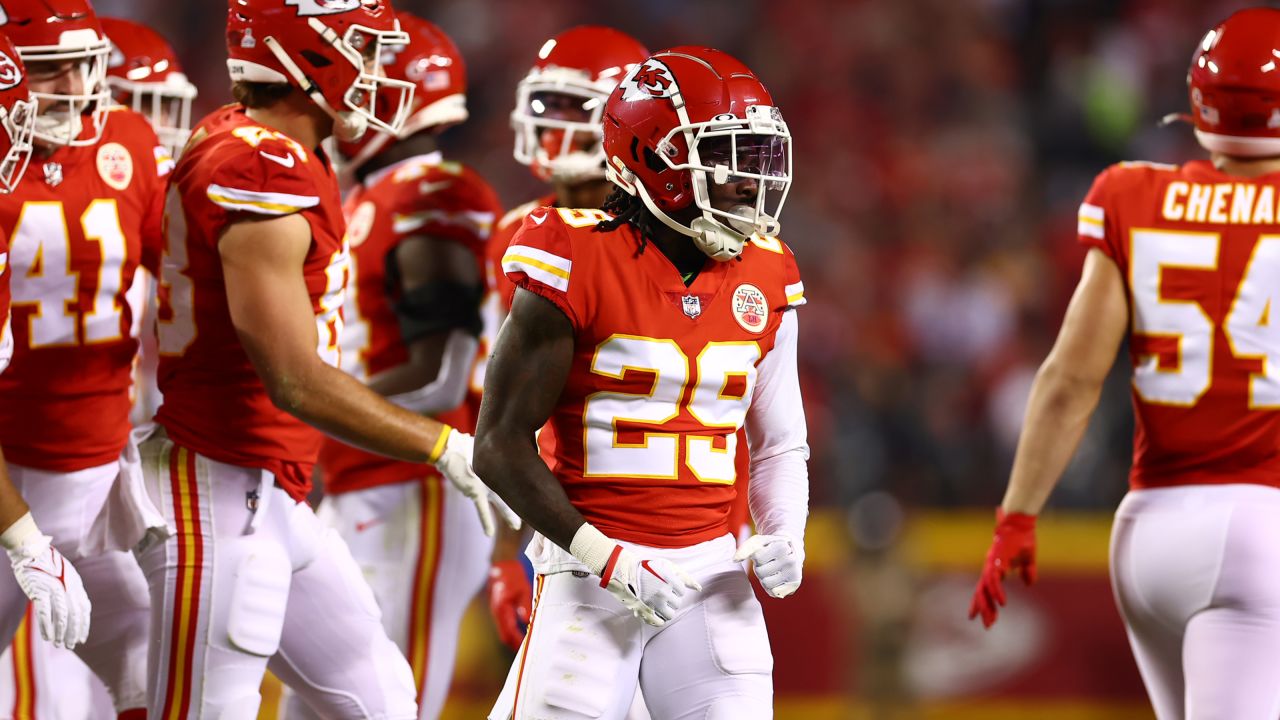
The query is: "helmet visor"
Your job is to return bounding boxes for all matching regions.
[110,76,196,157]
[512,75,609,181]
[680,107,793,237]
[21,38,111,147]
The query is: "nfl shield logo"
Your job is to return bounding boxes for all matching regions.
[682,295,702,319]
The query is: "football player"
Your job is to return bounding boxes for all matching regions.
[971,8,1280,717]
[476,47,809,718]
[100,17,196,158]
[0,2,171,717]
[0,28,92,657]
[483,24,650,657]
[294,13,514,720]
[98,17,197,426]
[134,1,511,716]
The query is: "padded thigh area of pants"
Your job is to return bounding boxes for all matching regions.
[227,544,292,656]
[540,602,635,717]
[703,571,773,676]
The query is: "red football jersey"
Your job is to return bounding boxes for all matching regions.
[155,106,348,500]
[320,153,501,495]
[0,108,169,471]
[503,208,804,547]
[1080,159,1280,489]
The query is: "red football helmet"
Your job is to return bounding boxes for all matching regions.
[101,18,197,156]
[0,32,35,192]
[1188,8,1280,157]
[602,46,792,261]
[336,12,467,172]
[0,0,111,147]
[225,0,414,143]
[511,26,649,184]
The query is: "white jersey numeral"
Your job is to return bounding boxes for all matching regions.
[337,250,371,380]
[9,200,129,348]
[583,335,760,483]
[1224,236,1280,408]
[1130,229,1219,406]
[317,244,349,369]
[1131,229,1280,408]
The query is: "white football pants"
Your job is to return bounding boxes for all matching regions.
[1111,483,1280,720]
[135,433,418,719]
[489,534,773,720]
[284,477,493,720]
[0,462,149,714]
[0,609,114,719]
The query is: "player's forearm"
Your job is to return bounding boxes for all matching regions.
[368,331,476,415]
[1001,359,1105,515]
[269,359,446,463]
[474,431,585,551]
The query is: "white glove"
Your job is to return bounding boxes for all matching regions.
[2,514,91,649]
[734,534,803,599]
[570,523,702,627]
[432,428,521,537]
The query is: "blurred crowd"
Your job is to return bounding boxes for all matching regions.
[93,0,1261,513]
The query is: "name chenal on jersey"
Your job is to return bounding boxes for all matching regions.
[1160,180,1280,225]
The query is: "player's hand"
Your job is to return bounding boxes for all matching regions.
[734,534,804,599]
[969,507,1037,629]
[7,535,91,649]
[433,428,522,537]
[487,560,532,651]
[600,547,702,627]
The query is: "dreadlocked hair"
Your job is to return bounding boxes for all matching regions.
[595,186,663,255]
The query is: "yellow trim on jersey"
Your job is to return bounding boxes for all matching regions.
[502,253,571,281]
[206,193,307,215]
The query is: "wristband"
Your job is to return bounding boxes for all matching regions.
[0,512,40,551]
[569,522,616,579]
[427,425,453,464]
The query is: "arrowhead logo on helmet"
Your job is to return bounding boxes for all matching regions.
[619,59,677,102]
[0,51,20,91]
[284,0,374,16]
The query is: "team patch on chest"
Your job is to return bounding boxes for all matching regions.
[731,283,768,333]
[96,142,133,190]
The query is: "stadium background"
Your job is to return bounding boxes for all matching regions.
[88,0,1264,717]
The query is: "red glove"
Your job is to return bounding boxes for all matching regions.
[969,508,1037,629]
[487,560,532,651]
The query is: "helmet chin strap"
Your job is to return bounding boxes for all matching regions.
[633,181,748,262]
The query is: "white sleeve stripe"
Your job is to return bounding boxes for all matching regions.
[1078,203,1105,221]
[1078,220,1105,239]
[504,245,571,274]
[392,210,496,237]
[503,256,570,292]
[207,183,320,213]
